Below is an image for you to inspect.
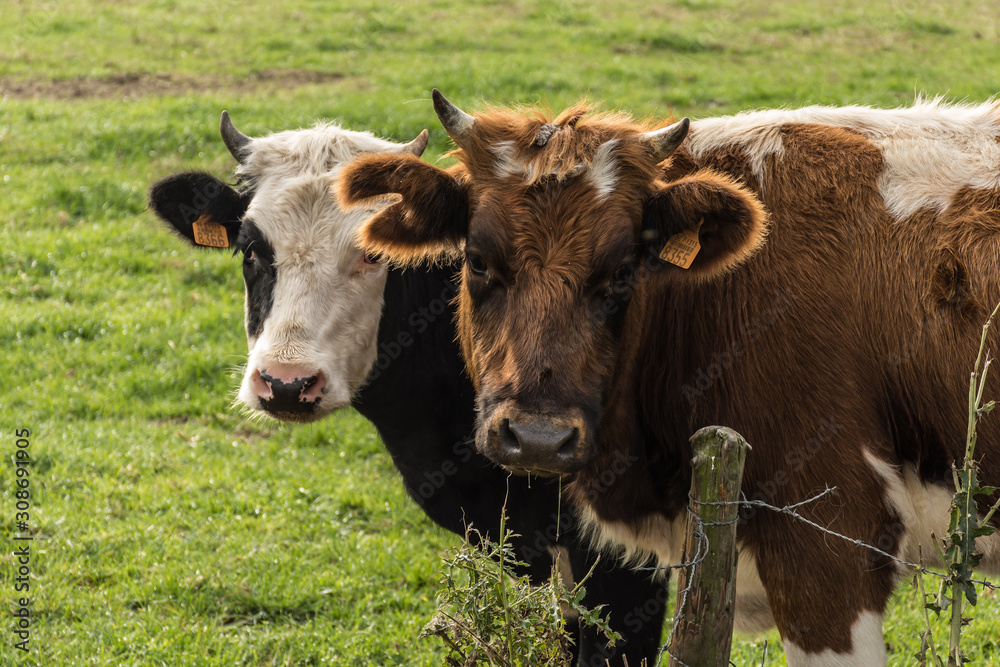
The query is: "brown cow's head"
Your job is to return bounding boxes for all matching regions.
[339,91,767,474]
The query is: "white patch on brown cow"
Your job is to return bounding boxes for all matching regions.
[865,450,1000,575]
[783,610,886,667]
[491,139,614,195]
[492,140,585,182]
[492,140,521,180]
[863,451,951,571]
[576,504,686,574]
[587,139,619,201]
[733,547,775,634]
[687,99,1000,220]
[581,506,779,633]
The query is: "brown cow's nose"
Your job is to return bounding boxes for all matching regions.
[495,418,584,472]
[251,366,327,415]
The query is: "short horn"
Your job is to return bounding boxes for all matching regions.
[400,129,429,156]
[431,89,475,148]
[639,117,690,163]
[220,110,252,163]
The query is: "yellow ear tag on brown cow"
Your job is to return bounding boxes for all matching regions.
[191,213,230,248]
[658,219,702,269]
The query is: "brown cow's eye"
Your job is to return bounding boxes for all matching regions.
[363,252,380,265]
[467,253,489,277]
[612,262,634,286]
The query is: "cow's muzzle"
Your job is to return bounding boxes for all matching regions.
[251,364,328,421]
[479,404,594,474]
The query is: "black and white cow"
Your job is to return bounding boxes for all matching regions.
[148,113,667,665]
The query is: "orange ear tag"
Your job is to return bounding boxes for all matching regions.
[658,218,702,269]
[191,213,230,248]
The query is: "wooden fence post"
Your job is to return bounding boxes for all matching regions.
[668,426,750,667]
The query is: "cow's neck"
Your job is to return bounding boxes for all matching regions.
[353,262,474,447]
[570,277,694,531]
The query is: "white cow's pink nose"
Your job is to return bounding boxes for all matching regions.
[250,364,328,415]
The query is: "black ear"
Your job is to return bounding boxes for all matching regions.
[148,172,248,249]
[642,169,768,279]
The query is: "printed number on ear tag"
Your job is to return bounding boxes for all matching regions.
[192,214,230,248]
[658,219,702,269]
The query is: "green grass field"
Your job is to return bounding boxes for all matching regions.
[2,0,999,664]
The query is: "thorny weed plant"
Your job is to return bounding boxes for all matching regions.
[917,303,1000,667]
[422,503,623,667]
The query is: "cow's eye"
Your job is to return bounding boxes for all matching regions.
[244,250,257,264]
[612,262,634,286]
[467,253,489,278]
[363,252,380,265]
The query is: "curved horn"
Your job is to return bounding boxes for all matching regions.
[431,89,475,147]
[400,129,429,156]
[220,110,252,163]
[638,117,690,163]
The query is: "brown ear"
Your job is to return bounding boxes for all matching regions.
[337,153,469,265]
[642,169,768,279]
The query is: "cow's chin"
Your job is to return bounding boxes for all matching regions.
[258,405,342,424]
[256,386,354,423]
[499,464,569,479]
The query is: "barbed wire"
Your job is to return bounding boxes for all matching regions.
[650,513,708,667]
[725,487,998,591]
[637,485,998,666]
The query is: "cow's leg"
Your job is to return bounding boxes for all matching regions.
[755,547,892,665]
[749,502,899,667]
[566,543,668,667]
[782,611,886,667]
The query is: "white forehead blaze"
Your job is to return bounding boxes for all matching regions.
[587,139,620,201]
[490,140,519,180]
[687,98,1000,220]
[490,138,620,200]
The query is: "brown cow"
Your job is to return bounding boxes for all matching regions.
[338,91,1000,665]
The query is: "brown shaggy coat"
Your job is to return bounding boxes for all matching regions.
[339,96,1000,664]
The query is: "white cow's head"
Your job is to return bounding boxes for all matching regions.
[150,112,427,421]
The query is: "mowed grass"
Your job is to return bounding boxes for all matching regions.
[2,0,1000,664]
